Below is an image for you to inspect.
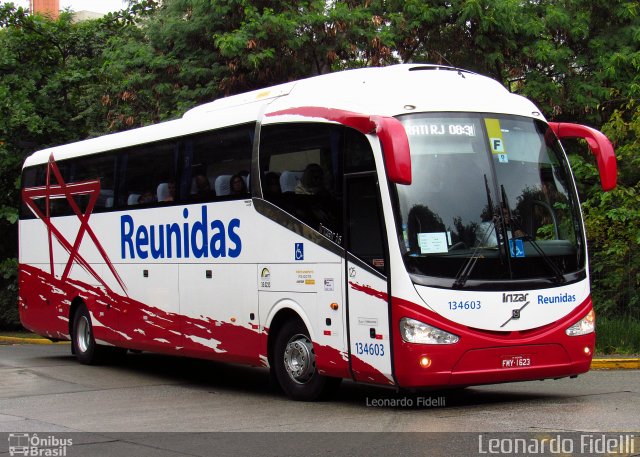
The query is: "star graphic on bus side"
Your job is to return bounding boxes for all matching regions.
[21,154,127,295]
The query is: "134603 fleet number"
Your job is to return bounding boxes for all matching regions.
[354,342,385,357]
[448,300,482,310]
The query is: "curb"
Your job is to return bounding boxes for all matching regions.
[590,358,640,370]
[1,336,638,369]
[0,336,69,345]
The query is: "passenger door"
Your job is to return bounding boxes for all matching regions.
[345,173,394,385]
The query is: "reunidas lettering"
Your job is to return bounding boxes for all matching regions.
[121,206,242,259]
[537,293,576,304]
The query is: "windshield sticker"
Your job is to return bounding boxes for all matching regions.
[490,138,504,153]
[485,118,506,153]
[509,239,525,258]
[418,232,448,254]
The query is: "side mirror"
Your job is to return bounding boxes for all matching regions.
[548,122,617,191]
[370,116,412,185]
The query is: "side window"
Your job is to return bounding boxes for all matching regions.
[119,141,177,207]
[45,160,71,217]
[346,175,386,273]
[260,123,344,241]
[20,165,47,219]
[68,153,117,213]
[183,124,253,202]
[22,155,117,218]
[344,128,385,272]
[344,127,376,173]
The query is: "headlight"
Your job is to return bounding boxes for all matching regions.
[565,309,595,336]
[399,317,459,344]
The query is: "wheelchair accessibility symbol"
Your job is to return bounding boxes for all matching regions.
[295,243,304,261]
[509,239,525,258]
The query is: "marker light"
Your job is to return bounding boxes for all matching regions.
[565,309,595,336]
[399,317,459,344]
[419,356,432,368]
[583,346,592,356]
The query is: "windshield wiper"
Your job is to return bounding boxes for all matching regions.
[452,219,496,288]
[453,175,503,289]
[516,233,566,283]
[500,185,566,284]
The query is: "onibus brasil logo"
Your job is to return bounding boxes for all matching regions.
[8,433,72,457]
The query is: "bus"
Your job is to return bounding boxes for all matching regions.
[19,64,616,400]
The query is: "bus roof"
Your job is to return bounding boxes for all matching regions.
[23,64,543,168]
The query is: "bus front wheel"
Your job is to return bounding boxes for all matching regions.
[72,305,104,365]
[273,319,338,401]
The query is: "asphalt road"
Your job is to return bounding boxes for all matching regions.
[0,343,638,456]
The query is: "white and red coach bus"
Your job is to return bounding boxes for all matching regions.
[19,65,616,400]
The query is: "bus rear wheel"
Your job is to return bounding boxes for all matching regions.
[273,319,338,401]
[72,305,104,365]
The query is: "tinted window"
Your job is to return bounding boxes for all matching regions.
[347,175,386,272]
[118,141,178,207]
[69,153,117,213]
[21,153,117,219]
[182,124,253,202]
[260,123,375,245]
[20,123,255,219]
[20,165,46,219]
[260,124,344,239]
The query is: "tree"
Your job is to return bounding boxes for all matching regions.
[96,0,395,129]
[0,3,137,328]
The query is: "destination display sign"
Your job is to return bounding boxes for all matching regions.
[405,123,476,137]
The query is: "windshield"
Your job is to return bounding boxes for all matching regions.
[395,113,585,288]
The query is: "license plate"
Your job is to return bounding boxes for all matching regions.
[500,355,531,368]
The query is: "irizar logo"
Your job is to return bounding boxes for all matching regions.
[121,205,241,259]
[502,293,528,303]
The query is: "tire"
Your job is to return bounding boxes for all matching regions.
[272,319,340,401]
[71,305,104,365]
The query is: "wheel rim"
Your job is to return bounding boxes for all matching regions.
[283,333,315,384]
[76,315,91,354]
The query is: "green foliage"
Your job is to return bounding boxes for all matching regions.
[90,0,224,129]
[579,97,640,316]
[596,315,640,355]
[0,256,18,329]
